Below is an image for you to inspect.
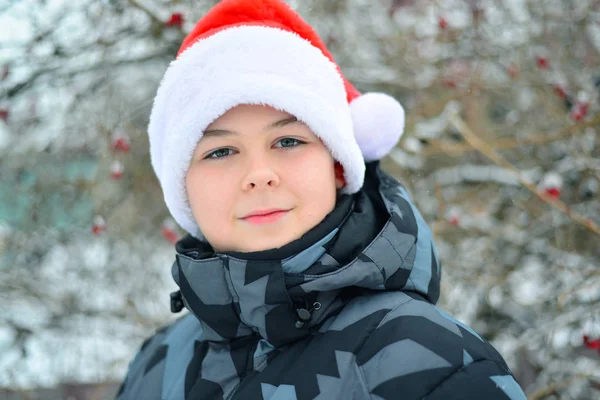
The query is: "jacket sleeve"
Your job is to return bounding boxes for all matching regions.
[115,326,171,400]
[424,360,526,400]
[355,298,527,400]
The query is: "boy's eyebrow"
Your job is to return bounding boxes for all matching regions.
[267,116,299,129]
[202,129,235,138]
[202,116,299,138]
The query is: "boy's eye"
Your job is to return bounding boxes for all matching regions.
[203,138,304,160]
[274,138,304,148]
[205,148,235,159]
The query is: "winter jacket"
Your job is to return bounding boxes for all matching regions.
[116,162,527,400]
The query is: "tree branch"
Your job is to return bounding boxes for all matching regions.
[415,115,600,156]
[448,114,600,236]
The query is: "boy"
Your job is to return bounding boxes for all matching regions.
[116,0,527,399]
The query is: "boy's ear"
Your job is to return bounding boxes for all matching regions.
[334,162,346,190]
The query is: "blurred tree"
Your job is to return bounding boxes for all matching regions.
[1,0,599,398]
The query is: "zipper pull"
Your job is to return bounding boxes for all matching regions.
[294,302,322,328]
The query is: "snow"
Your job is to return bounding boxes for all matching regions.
[414,65,439,88]
[414,101,461,140]
[413,8,439,39]
[402,136,424,153]
[586,21,600,53]
[443,283,482,326]
[503,0,531,23]
[487,286,504,308]
[575,280,600,305]
[0,322,140,388]
[517,87,536,111]
[539,171,564,189]
[433,165,521,186]
[512,280,544,306]
[1,233,177,388]
[388,148,425,170]
[0,122,10,151]
[0,12,33,43]
[490,333,520,370]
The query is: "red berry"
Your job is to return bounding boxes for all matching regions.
[583,335,600,349]
[540,173,563,199]
[571,109,584,121]
[111,135,130,152]
[92,216,106,235]
[552,84,567,99]
[507,65,519,79]
[0,109,8,122]
[544,187,561,198]
[110,160,124,180]
[161,227,179,244]
[161,219,179,244]
[166,13,184,28]
[442,79,457,89]
[439,16,449,30]
[448,215,460,226]
[111,171,123,180]
[536,56,549,69]
[570,102,589,121]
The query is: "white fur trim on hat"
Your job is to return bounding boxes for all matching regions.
[148,25,365,237]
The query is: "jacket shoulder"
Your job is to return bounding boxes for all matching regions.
[352,296,525,399]
[116,313,204,400]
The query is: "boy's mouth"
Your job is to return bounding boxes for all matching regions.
[241,208,291,225]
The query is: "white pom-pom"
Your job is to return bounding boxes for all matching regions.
[349,92,405,161]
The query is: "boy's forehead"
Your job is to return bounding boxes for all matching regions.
[212,104,293,123]
[202,106,301,138]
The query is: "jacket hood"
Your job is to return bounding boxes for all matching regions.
[171,162,441,347]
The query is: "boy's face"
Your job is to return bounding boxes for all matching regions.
[186,104,345,252]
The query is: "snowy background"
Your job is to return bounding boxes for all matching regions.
[1,0,599,399]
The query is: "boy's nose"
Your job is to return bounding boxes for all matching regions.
[242,167,280,191]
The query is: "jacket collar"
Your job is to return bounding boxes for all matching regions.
[171,162,441,347]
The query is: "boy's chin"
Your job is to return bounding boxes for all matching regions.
[223,225,305,253]
[235,233,298,253]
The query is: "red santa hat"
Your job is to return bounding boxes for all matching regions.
[148,0,405,237]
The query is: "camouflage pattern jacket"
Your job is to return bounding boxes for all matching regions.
[117,163,526,400]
